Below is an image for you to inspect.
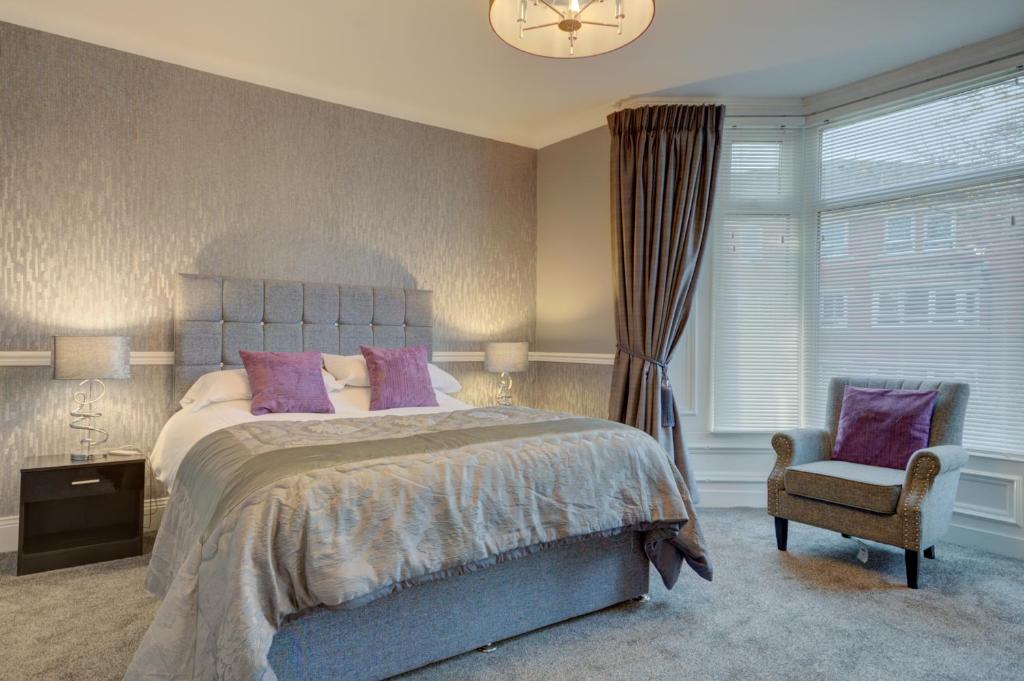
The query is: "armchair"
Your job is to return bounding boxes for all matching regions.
[768,377,970,588]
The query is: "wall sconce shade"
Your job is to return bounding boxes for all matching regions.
[53,336,131,380]
[484,342,529,373]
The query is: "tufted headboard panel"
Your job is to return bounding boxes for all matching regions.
[173,273,433,404]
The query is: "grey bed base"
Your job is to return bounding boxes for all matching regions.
[268,532,650,681]
[173,274,650,680]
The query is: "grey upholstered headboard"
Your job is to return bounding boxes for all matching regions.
[173,273,433,403]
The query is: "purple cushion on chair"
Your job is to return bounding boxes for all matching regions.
[240,351,335,416]
[360,345,438,411]
[832,385,938,469]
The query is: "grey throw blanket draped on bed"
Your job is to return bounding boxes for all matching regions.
[127,406,711,681]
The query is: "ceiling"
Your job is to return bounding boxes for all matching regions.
[2,1,1022,148]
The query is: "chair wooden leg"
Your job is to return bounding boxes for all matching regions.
[774,517,788,551]
[924,546,936,560]
[905,549,920,589]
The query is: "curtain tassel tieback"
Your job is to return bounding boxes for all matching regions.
[616,345,676,428]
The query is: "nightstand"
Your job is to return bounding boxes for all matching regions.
[17,454,146,576]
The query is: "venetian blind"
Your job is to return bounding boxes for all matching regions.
[807,75,1024,454]
[710,127,805,431]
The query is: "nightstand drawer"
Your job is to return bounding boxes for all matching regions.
[21,464,143,503]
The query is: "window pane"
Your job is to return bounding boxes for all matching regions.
[810,179,1024,454]
[820,78,1024,202]
[713,215,802,430]
[729,142,783,201]
[820,220,848,258]
[923,213,954,250]
[884,215,914,254]
[711,128,804,431]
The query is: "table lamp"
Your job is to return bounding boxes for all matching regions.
[53,336,131,461]
[484,341,529,406]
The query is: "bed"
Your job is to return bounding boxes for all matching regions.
[126,274,711,681]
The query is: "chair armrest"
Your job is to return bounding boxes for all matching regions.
[771,428,832,468]
[899,445,970,550]
[904,445,970,482]
[768,428,831,515]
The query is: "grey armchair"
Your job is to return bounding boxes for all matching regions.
[768,377,970,588]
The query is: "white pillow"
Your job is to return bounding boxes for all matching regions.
[427,363,462,394]
[179,367,343,412]
[322,354,462,394]
[322,354,369,387]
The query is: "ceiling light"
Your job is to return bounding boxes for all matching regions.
[489,0,655,59]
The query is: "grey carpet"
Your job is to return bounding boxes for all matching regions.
[1,509,1021,681]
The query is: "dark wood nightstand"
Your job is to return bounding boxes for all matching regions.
[18,454,146,576]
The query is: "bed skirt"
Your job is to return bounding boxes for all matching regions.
[268,532,650,681]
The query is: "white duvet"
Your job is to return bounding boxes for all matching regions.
[150,388,472,490]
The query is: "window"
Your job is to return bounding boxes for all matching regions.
[710,129,803,431]
[820,220,848,258]
[884,215,914,254]
[923,213,954,250]
[728,142,785,200]
[809,75,1024,455]
[711,73,1024,457]
[871,287,982,328]
[955,290,980,326]
[820,292,848,328]
[871,290,903,327]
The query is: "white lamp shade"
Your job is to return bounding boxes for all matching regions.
[53,336,131,380]
[485,342,529,373]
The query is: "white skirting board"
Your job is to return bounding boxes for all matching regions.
[694,474,768,508]
[945,524,1024,560]
[0,516,17,554]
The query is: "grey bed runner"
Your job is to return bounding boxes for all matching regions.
[128,406,711,681]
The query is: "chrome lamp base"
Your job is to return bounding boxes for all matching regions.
[495,371,514,406]
[67,378,110,462]
[69,450,108,462]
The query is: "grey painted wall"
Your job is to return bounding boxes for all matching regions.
[535,126,615,353]
[534,126,615,420]
[0,23,537,516]
[534,124,696,425]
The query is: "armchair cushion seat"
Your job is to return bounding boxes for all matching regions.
[785,460,904,514]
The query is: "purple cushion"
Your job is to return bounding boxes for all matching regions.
[239,351,335,416]
[832,385,938,469]
[360,345,438,411]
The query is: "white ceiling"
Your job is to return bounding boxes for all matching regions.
[2,1,1023,148]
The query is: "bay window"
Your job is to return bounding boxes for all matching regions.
[711,73,1024,457]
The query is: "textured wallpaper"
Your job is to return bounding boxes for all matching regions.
[526,363,613,419]
[0,23,537,516]
[440,362,611,420]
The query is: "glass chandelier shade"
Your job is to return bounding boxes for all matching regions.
[489,0,655,58]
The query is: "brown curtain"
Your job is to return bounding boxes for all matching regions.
[608,104,725,502]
